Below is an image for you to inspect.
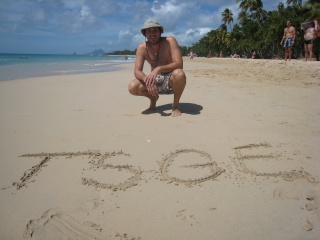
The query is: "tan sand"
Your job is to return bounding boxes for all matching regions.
[0,57,319,239]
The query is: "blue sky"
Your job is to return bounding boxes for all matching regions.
[0,0,288,54]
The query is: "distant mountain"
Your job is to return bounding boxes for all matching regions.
[87,49,105,56]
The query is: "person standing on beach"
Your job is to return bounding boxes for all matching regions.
[128,19,186,117]
[313,19,320,61]
[280,20,296,61]
[189,50,194,59]
[301,21,317,61]
[252,51,256,59]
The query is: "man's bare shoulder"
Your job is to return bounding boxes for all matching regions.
[137,42,146,50]
[162,36,179,47]
[136,42,147,57]
[164,36,178,42]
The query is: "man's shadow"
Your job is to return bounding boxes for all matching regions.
[141,102,203,116]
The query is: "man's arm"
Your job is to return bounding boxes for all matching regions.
[134,44,158,97]
[134,44,147,82]
[312,27,317,38]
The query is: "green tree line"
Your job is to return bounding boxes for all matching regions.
[180,0,320,60]
[106,49,136,55]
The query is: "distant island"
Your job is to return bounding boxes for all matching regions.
[86,49,136,56]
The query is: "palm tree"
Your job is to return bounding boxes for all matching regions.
[221,8,234,31]
[236,0,263,13]
[286,0,303,7]
[238,10,249,25]
[277,2,285,12]
[303,0,320,20]
[216,29,230,46]
[236,0,265,27]
[249,7,267,27]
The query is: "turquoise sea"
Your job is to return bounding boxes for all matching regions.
[0,53,136,81]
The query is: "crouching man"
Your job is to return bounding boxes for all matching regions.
[128,19,186,117]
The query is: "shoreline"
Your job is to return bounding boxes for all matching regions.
[0,53,134,82]
[0,63,125,82]
[0,57,319,239]
[1,56,318,82]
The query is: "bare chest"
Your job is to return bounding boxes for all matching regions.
[144,41,172,68]
[285,27,294,34]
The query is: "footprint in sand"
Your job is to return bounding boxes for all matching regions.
[24,208,142,239]
[273,187,320,232]
[23,208,104,239]
[176,209,198,225]
[273,187,301,200]
[303,189,320,232]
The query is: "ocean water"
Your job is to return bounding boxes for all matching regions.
[0,53,136,81]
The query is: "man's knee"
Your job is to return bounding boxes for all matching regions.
[171,69,186,83]
[128,80,137,95]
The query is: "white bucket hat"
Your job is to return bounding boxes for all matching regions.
[141,19,164,36]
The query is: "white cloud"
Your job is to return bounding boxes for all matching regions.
[118,30,132,39]
[175,27,211,46]
[0,0,298,54]
[150,0,195,32]
[81,5,90,17]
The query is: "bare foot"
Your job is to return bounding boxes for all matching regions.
[171,108,182,117]
[148,95,159,110]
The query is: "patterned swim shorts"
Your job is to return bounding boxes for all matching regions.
[283,38,294,47]
[155,72,173,94]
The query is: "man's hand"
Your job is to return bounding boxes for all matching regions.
[144,67,160,96]
[146,83,158,97]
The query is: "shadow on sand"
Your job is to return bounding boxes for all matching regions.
[141,102,203,116]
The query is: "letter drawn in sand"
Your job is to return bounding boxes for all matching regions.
[13,155,51,189]
[233,142,317,183]
[13,151,141,191]
[160,149,224,186]
[82,151,142,191]
[13,151,103,189]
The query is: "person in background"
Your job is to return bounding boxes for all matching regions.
[301,21,317,61]
[189,50,194,59]
[280,20,296,61]
[128,19,186,117]
[252,51,256,59]
[313,19,320,61]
